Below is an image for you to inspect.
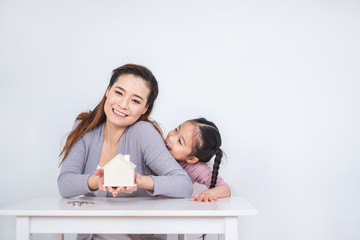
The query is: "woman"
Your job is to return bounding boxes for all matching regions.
[58,64,193,239]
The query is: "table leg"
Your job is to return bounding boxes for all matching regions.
[52,234,64,240]
[178,234,186,240]
[219,217,238,240]
[16,217,31,240]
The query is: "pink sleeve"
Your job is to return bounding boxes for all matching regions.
[180,162,229,189]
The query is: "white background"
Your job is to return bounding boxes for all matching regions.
[1,0,360,239]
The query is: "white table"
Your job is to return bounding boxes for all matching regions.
[0,196,258,240]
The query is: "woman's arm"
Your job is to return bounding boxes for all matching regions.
[88,174,100,190]
[58,120,100,198]
[58,136,96,198]
[136,173,154,191]
[136,122,193,198]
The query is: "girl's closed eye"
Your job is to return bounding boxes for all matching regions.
[132,99,140,104]
[115,91,123,96]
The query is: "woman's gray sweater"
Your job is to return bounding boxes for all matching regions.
[58,120,193,198]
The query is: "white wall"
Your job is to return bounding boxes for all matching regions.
[1,0,359,239]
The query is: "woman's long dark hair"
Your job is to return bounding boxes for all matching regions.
[190,118,224,189]
[59,64,161,166]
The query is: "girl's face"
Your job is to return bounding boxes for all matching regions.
[104,74,150,129]
[165,121,199,163]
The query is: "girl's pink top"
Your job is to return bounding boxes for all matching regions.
[179,162,230,189]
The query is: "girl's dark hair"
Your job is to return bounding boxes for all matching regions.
[59,63,161,166]
[189,117,223,189]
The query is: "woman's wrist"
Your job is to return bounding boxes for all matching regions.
[137,175,154,191]
[88,174,100,191]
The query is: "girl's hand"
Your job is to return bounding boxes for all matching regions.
[190,190,218,202]
[94,169,138,197]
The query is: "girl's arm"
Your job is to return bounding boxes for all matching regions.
[191,185,231,202]
[181,162,232,202]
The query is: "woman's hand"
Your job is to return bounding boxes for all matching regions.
[190,190,218,202]
[135,173,154,191]
[93,169,106,191]
[135,173,143,187]
[94,169,138,197]
[108,186,138,197]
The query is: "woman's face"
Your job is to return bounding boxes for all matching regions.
[104,74,150,129]
[165,121,198,162]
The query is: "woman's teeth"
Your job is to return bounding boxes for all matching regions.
[113,109,126,116]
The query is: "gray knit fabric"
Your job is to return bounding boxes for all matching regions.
[58,120,193,240]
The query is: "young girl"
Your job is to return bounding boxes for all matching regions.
[165,117,231,202]
[133,118,231,202]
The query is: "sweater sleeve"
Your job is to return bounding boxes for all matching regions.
[57,136,95,198]
[137,122,193,198]
[181,162,230,189]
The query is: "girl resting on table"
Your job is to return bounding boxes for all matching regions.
[165,117,231,202]
[130,118,231,202]
[58,63,193,240]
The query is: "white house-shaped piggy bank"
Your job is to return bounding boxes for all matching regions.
[102,154,136,187]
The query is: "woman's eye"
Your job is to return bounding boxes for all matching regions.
[132,99,140,104]
[178,139,182,145]
[115,91,123,96]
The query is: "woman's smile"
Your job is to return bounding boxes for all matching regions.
[112,108,127,118]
